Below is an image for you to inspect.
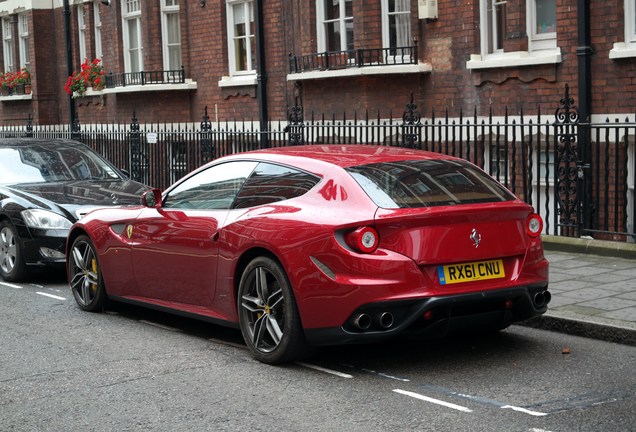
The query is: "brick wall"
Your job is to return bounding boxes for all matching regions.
[1,1,635,127]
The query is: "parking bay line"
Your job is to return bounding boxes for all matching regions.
[0,281,23,289]
[297,362,354,379]
[393,389,473,412]
[36,292,66,300]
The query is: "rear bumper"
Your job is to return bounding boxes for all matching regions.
[304,283,549,346]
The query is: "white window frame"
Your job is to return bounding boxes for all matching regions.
[161,0,182,71]
[77,6,87,63]
[468,0,561,70]
[527,0,557,51]
[2,18,13,72]
[94,1,103,61]
[381,0,412,59]
[18,14,29,69]
[316,0,354,53]
[610,0,636,58]
[122,0,143,73]
[479,0,507,56]
[226,0,255,77]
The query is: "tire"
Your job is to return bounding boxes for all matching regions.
[238,256,308,364]
[68,235,107,312]
[0,220,26,282]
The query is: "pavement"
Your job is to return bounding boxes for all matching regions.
[520,235,636,346]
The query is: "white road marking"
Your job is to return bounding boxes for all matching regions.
[502,405,548,417]
[393,389,473,412]
[529,429,554,432]
[0,281,23,289]
[36,292,66,300]
[297,362,354,379]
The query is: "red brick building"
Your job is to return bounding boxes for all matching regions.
[0,1,635,125]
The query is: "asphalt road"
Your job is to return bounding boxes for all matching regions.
[1,270,635,432]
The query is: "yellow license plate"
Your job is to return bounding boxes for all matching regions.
[438,259,505,285]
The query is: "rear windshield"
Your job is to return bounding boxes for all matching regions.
[346,159,515,208]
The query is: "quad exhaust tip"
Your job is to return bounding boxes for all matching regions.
[352,312,394,331]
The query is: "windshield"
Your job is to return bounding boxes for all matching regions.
[0,143,123,185]
[347,159,515,208]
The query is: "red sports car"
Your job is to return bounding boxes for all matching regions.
[67,145,549,364]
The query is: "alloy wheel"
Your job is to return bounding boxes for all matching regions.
[68,236,105,311]
[0,226,17,275]
[240,266,285,353]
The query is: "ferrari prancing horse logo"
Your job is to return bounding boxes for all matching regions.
[126,225,133,239]
[470,228,481,248]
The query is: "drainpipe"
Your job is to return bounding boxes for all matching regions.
[63,0,76,129]
[577,0,593,234]
[254,0,269,148]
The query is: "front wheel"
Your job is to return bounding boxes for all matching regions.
[68,235,107,312]
[238,256,308,364]
[0,220,26,282]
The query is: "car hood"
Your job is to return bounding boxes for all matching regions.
[4,179,149,221]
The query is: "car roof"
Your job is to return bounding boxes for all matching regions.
[230,144,458,169]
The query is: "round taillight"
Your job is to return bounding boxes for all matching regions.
[526,213,543,238]
[345,226,379,253]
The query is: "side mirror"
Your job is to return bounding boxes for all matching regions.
[142,188,162,208]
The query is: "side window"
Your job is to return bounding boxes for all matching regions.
[232,163,321,209]
[164,161,257,209]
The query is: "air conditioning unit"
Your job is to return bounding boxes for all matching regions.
[418,0,438,20]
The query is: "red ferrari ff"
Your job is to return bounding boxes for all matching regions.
[67,145,549,364]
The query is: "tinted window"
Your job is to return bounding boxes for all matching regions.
[164,161,258,209]
[347,159,515,208]
[232,162,320,209]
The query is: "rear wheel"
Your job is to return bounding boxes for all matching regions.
[0,220,26,282]
[68,235,107,312]
[238,256,307,364]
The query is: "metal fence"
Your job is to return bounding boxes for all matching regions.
[2,91,635,241]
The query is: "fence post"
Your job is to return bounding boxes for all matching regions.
[26,114,33,138]
[129,111,142,182]
[286,99,304,146]
[71,114,81,141]
[402,92,422,149]
[200,105,214,162]
[554,84,583,237]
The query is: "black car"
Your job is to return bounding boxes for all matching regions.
[0,138,150,281]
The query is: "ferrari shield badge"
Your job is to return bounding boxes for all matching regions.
[126,225,133,239]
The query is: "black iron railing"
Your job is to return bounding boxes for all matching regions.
[2,93,636,241]
[105,66,185,88]
[289,45,418,73]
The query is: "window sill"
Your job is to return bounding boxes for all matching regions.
[287,62,432,81]
[466,49,562,70]
[218,75,258,88]
[95,79,198,95]
[609,42,636,59]
[0,93,33,102]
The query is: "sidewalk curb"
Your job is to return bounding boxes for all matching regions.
[542,234,636,259]
[519,313,636,347]
[526,235,636,346]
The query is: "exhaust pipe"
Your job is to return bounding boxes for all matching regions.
[353,313,371,330]
[534,291,546,307]
[376,312,394,329]
[544,291,552,304]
